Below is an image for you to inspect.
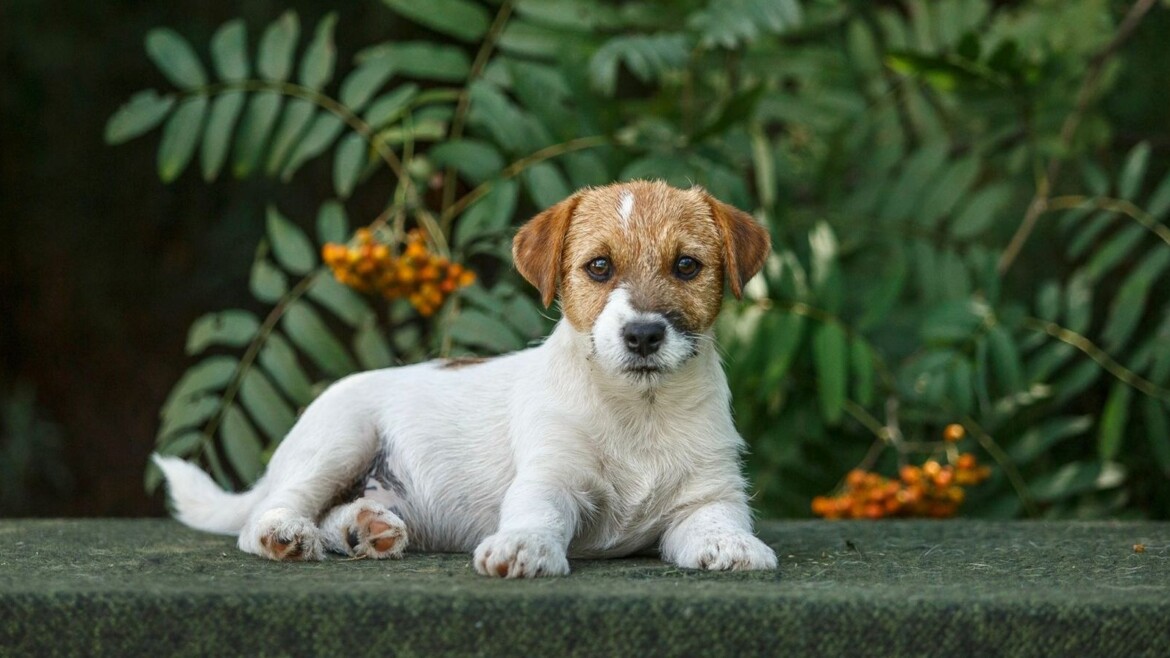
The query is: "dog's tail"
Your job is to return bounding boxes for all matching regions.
[152,454,264,535]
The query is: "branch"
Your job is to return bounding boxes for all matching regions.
[1023,316,1170,403]
[998,0,1158,275]
[440,0,515,223]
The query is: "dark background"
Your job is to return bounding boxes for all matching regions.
[0,0,421,516]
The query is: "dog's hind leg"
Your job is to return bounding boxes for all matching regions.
[237,374,383,561]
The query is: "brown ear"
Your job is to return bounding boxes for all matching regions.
[513,193,580,307]
[706,193,771,299]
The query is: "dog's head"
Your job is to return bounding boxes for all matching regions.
[513,181,770,377]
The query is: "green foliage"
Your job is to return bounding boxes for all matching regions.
[112,0,1170,519]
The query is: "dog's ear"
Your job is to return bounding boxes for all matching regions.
[513,193,581,307]
[705,193,771,299]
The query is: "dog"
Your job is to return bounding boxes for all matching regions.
[154,180,778,577]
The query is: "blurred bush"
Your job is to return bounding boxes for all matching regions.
[108,0,1170,518]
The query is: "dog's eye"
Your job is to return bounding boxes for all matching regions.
[674,256,701,280]
[585,257,612,282]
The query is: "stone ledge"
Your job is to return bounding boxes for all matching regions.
[1,520,1167,657]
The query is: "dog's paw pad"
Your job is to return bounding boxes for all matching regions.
[473,531,569,578]
[345,507,408,559]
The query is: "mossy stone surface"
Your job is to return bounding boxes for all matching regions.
[1,519,1168,656]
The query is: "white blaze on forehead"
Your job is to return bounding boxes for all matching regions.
[618,191,635,230]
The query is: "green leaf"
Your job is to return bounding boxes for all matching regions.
[1101,248,1170,350]
[917,156,980,228]
[498,20,569,58]
[266,206,317,275]
[156,431,203,458]
[1066,210,1112,259]
[859,244,907,330]
[210,19,249,81]
[877,141,949,223]
[1030,461,1122,503]
[233,92,282,177]
[850,337,875,407]
[145,28,207,88]
[239,369,297,442]
[363,84,420,128]
[339,57,397,112]
[522,162,572,209]
[1064,272,1093,333]
[200,91,245,181]
[264,100,317,176]
[455,180,519,248]
[316,201,349,244]
[1118,141,1151,201]
[281,114,346,181]
[689,0,802,48]
[333,133,367,199]
[986,324,1023,394]
[258,333,315,406]
[299,14,338,91]
[430,140,505,185]
[590,33,690,96]
[760,312,804,392]
[502,294,548,338]
[308,274,372,327]
[948,358,975,414]
[221,404,264,482]
[157,97,207,182]
[921,299,986,343]
[1145,168,1170,219]
[158,395,219,440]
[282,301,358,377]
[950,183,1013,239]
[812,323,848,425]
[1141,398,1170,477]
[161,355,238,416]
[1009,416,1092,464]
[355,42,472,81]
[186,310,260,355]
[381,0,490,43]
[1098,382,1131,461]
[354,321,394,370]
[249,257,288,303]
[105,90,175,145]
[448,309,526,353]
[258,11,299,82]
[1082,225,1144,281]
[468,81,529,152]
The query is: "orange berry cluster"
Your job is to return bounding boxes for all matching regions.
[322,228,475,316]
[811,426,992,520]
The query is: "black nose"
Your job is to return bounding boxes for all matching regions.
[623,321,666,357]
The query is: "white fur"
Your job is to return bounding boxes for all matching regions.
[592,288,695,376]
[154,227,776,577]
[618,191,634,230]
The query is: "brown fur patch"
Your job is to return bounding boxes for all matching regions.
[439,356,489,369]
[513,193,581,307]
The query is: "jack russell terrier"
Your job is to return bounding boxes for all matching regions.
[154,180,778,577]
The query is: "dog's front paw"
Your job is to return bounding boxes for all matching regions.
[473,531,569,578]
[671,532,777,571]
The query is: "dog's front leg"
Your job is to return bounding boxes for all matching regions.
[660,500,778,571]
[473,476,578,578]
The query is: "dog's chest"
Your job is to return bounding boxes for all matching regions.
[577,410,702,551]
